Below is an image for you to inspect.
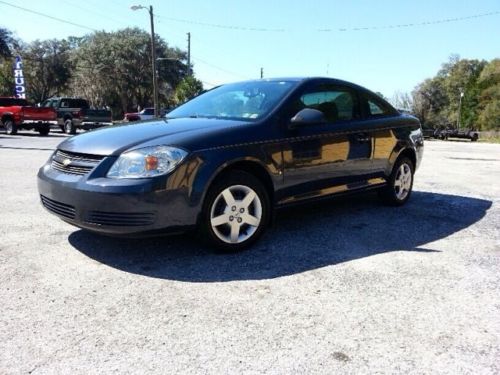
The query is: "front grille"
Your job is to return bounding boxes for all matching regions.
[55,150,104,163]
[40,195,76,219]
[51,160,94,175]
[85,211,155,227]
[51,150,104,176]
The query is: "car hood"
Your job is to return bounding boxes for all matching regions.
[57,118,249,156]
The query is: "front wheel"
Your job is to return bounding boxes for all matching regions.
[201,171,270,252]
[379,157,414,206]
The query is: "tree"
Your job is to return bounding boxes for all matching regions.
[391,90,413,111]
[0,27,18,59]
[70,28,192,117]
[174,75,204,104]
[21,39,73,103]
[477,59,500,130]
[411,56,489,129]
[412,77,448,127]
[0,27,20,96]
[438,57,487,128]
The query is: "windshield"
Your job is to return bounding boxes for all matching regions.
[167,80,297,121]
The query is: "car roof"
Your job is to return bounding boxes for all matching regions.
[229,77,369,90]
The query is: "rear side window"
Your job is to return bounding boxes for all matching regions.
[298,85,359,122]
[363,92,396,117]
[60,99,89,109]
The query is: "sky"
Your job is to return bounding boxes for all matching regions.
[1,0,499,99]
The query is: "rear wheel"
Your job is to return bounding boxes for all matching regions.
[4,120,17,135]
[64,119,76,135]
[379,157,414,206]
[201,171,270,251]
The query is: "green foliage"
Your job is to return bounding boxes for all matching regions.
[21,39,74,103]
[0,59,14,95]
[0,27,18,59]
[70,28,191,117]
[412,56,498,130]
[0,28,20,96]
[174,75,204,104]
[476,59,500,130]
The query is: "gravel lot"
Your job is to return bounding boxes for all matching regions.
[1,131,499,374]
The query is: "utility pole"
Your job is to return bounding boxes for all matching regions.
[131,4,159,117]
[187,32,191,75]
[456,89,464,130]
[260,67,263,79]
[149,6,159,118]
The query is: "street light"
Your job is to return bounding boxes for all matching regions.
[456,88,464,130]
[130,4,159,118]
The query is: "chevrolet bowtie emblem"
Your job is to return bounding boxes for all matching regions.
[63,159,72,166]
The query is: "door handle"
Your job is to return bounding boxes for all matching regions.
[354,133,371,143]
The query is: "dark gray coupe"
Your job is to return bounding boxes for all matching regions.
[38,77,424,251]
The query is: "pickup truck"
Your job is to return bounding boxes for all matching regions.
[0,97,56,135]
[41,97,112,134]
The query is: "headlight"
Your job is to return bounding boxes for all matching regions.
[107,146,188,179]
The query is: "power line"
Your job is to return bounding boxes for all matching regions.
[319,11,500,32]
[0,0,97,31]
[155,14,285,32]
[152,10,499,33]
[60,0,130,27]
[191,56,249,80]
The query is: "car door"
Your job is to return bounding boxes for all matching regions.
[278,82,376,204]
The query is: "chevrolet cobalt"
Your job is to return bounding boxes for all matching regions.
[38,78,423,251]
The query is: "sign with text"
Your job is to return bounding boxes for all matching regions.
[14,56,26,99]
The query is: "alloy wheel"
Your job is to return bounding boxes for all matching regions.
[394,163,412,200]
[209,184,262,244]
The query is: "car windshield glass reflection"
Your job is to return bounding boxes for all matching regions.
[166,80,296,121]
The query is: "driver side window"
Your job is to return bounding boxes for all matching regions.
[290,84,359,123]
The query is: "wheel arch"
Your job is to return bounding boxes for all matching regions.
[396,148,417,169]
[204,158,275,206]
[386,146,417,177]
[1,113,14,123]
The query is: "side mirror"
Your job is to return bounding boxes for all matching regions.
[290,108,326,128]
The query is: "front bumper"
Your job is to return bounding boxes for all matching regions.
[37,155,200,236]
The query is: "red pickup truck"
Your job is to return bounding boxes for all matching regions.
[0,97,57,136]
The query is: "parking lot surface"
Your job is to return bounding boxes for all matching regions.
[1,131,499,374]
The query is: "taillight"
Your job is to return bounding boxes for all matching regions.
[72,110,82,118]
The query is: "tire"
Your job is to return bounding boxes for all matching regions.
[4,120,17,135]
[200,170,270,252]
[471,133,478,142]
[379,157,414,206]
[64,119,76,135]
[38,124,50,136]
